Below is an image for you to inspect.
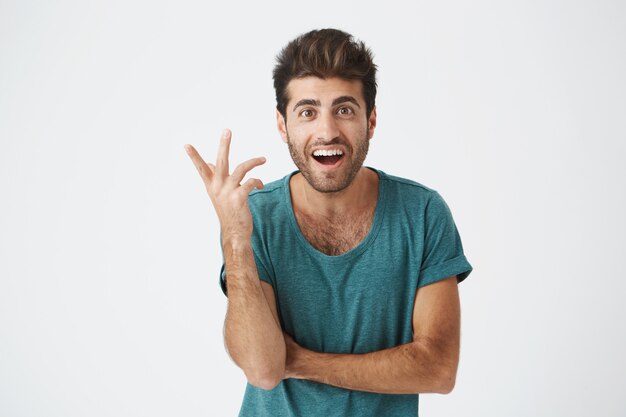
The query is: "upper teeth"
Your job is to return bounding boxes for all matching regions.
[313,149,344,156]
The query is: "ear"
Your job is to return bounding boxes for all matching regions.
[367,106,377,139]
[276,110,288,143]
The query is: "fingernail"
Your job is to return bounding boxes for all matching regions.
[222,129,230,138]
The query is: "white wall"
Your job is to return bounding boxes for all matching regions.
[1,0,625,416]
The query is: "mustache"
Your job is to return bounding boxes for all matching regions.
[308,137,350,149]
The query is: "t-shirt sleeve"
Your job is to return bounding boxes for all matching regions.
[417,191,473,288]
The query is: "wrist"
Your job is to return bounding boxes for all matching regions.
[289,346,317,380]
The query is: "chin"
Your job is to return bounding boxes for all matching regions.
[302,168,360,194]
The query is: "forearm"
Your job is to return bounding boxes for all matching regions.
[288,339,455,395]
[223,239,285,389]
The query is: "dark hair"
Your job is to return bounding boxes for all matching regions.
[273,28,377,119]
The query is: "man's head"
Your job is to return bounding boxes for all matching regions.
[273,29,378,193]
[273,28,377,121]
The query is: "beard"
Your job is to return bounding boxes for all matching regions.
[286,128,370,193]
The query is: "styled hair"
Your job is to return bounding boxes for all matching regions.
[273,28,377,119]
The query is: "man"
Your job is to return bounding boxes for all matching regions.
[185,28,472,417]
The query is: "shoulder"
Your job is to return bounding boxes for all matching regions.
[375,168,462,244]
[375,168,443,208]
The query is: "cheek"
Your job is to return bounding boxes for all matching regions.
[288,120,312,137]
[350,123,368,143]
[286,123,313,146]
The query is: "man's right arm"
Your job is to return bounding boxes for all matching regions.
[184,129,284,390]
[223,239,285,390]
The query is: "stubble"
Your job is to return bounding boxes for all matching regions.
[286,128,370,193]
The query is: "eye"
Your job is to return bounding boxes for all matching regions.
[337,107,354,116]
[300,109,315,118]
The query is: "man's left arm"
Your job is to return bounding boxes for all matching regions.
[284,275,460,395]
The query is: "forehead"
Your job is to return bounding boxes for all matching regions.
[286,77,364,106]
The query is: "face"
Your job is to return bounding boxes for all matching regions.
[276,77,377,193]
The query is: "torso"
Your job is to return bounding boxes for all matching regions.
[240,169,446,416]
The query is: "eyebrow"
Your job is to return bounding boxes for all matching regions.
[332,96,361,108]
[292,99,321,112]
[291,96,361,112]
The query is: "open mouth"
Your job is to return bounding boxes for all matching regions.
[312,149,344,166]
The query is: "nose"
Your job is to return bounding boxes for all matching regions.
[316,110,340,142]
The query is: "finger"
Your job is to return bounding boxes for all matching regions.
[184,144,214,182]
[241,178,264,195]
[215,129,231,179]
[229,156,267,185]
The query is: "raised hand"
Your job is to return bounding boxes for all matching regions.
[184,129,266,245]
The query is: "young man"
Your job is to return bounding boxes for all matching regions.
[185,29,473,417]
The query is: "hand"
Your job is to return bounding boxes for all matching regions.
[184,129,266,244]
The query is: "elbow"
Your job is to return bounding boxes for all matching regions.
[435,369,456,394]
[241,349,286,391]
[226,352,285,390]
[410,368,455,394]
[249,376,282,391]
[409,340,458,394]
[432,362,457,394]
[246,367,284,390]
[224,335,286,391]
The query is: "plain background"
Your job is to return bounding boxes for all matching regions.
[1,0,625,416]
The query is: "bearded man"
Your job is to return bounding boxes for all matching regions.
[185,28,473,417]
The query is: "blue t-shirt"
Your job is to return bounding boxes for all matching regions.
[220,167,473,417]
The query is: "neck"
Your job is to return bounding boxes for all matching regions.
[290,168,378,218]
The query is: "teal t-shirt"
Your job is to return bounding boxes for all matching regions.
[220,167,473,417]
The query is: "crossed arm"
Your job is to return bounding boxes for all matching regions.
[273,276,461,394]
[223,242,460,394]
[224,250,461,394]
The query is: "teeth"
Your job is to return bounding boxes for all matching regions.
[313,149,344,157]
